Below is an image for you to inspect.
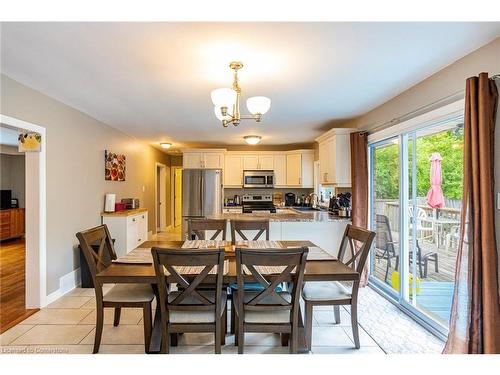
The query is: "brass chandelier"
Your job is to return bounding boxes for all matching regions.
[211,61,271,127]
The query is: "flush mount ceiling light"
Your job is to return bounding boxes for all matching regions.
[160,142,172,149]
[211,61,271,127]
[243,135,262,145]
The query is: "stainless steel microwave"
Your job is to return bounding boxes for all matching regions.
[243,170,274,188]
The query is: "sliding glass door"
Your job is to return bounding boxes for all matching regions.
[368,116,464,335]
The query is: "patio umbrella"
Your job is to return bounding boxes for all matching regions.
[426,152,445,208]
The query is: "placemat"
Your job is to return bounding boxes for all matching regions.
[235,240,283,248]
[113,247,152,264]
[305,246,337,261]
[181,240,230,249]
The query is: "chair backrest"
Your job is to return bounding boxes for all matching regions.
[76,225,117,284]
[375,214,394,251]
[151,247,225,321]
[187,219,227,240]
[235,247,308,324]
[230,220,269,244]
[337,224,376,275]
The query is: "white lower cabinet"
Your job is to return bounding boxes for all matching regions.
[102,209,148,257]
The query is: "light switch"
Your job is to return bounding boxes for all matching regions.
[497,193,500,210]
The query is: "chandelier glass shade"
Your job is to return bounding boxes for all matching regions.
[211,61,271,127]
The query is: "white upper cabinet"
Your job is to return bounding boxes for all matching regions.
[286,151,314,188]
[273,154,286,187]
[224,154,243,186]
[316,129,355,186]
[243,154,274,170]
[183,150,225,169]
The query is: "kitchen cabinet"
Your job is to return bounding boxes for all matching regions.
[316,129,354,186]
[183,150,225,169]
[102,209,148,257]
[286,151,314,188]
[243,154,274,170]
[224,154,244,186]
[273,154,287,186]
[0,208,25,241]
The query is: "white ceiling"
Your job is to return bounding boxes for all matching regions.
[1,22,499,149]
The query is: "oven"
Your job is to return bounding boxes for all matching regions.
[243,170,274,189]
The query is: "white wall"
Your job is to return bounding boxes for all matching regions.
[1,74,171,295]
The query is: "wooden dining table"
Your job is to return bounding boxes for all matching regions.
[96,240,359,353]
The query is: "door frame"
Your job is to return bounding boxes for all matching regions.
[154,162,167,232]
[0,114,46,308]
[170,166,183,228]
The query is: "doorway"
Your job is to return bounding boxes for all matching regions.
[173,168,182,228]
[155,163,167,232]
[0,123,41,331]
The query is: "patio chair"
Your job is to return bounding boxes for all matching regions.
[375,214,399,283]
[408,206,434,241]
[445,225,460,253]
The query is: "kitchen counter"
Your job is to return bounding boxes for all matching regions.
[101,208,148,217]
[207,207,350,222]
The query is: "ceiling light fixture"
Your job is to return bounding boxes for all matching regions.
[244,135,262,145]
[211,61,271,127]
[160,142,172,149]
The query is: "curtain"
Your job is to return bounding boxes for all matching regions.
[350,131,369,287]
[444,72,500,354]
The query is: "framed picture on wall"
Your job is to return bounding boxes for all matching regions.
[105,150,126,181]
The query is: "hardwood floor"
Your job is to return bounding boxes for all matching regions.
[0,237,38,333]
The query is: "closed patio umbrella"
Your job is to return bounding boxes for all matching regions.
[426,152,445,208]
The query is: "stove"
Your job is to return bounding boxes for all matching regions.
[242,194,277,213]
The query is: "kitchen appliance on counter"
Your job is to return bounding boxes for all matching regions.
[243,170,274,189]
[329,192,352,217]
[284,192,296,207]
[242,194,276,213]
[104,193,116,212]
[272,192,283,207]
[121,198,140,209]
[234,194,241,205]
[182,169,223,239]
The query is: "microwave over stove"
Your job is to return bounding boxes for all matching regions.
[243,170,274,189]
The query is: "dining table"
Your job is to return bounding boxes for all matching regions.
[96,239,359,354]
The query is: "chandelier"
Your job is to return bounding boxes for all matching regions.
[211,61,271,127]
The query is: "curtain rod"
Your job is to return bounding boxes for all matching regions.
[364,89,465,135]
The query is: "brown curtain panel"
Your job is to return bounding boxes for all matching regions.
[350,131,369,287]
[444,73,500,354]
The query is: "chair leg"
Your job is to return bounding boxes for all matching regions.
[304,301,313,351]
[170,333,178,346]
[333,306,341,324]
[113,307,121,327]
[423,259,428,278]
[350,302,360,349]
[161,324,170,354]
[290,325,298,354]
[230,298,235,334]
[93,305,104,354]
[220,308,226,346]
[142,304,152,354]
[215,319,221,354]
[281,333,289,346]
[237,319,244,354]
[434,254,439,273]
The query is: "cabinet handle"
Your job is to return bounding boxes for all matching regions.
[133,218,136,222]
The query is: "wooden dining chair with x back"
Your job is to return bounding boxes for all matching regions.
[187,218,227,241]
[230,219,269,245]
[76,225,155,354]
[233,247,308,354]
[301,224,375,350]
[151,247,227,354]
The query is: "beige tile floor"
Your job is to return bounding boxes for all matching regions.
[0,284,384,354]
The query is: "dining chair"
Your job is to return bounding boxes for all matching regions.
[302,224,375,350]
[233,247,308,354]
[76,225,155,354]
[230,220,269,245]
[187,218,227,240]
[151,247,227,354]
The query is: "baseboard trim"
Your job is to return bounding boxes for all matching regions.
[44,268,81,306]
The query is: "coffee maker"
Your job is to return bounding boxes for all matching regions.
[284,193,296,206]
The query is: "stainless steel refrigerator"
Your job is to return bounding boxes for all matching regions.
[182,169,223,239]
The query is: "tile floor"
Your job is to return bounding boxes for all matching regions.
[0,284,385,354]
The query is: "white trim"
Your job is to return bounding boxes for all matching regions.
[0,114,47,308]
[171,166,183,228]
[45,268,81,305]
[315,127,357,143]
[154,162,168,232]
[368,99,465,143]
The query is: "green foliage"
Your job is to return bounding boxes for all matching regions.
[374,129,463,200]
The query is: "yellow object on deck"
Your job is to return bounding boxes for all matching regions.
[391,271,421,295]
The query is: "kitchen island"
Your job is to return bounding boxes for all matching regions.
[206,208,351,256]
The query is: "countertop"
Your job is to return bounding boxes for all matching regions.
[207,207,351,222]
[101,208,148,217]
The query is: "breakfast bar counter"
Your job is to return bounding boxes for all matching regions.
[207,207,351,222]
